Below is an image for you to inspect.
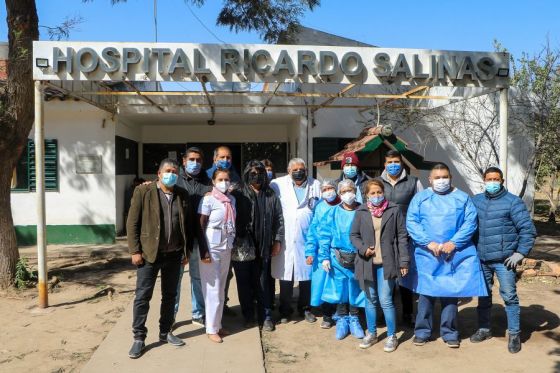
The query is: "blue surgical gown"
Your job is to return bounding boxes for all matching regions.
[318,205,365,307]
[305,200,338,306]
[404,188,487,297]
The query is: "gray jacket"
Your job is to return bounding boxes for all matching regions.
[350,202,409,289]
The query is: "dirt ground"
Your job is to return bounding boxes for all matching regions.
[0,242,136,373]
[262,278,560,373]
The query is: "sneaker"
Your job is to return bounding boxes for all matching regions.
[304,310,317,323]
[445,339,460,348]
[335,317,350,340]
[192,316,205,327]
[470,329,492,343]
[359,332,378,349]
[384,335,399,352]
[128,340,145,359]
[348,316,365,339]
[413,336,427,346]
[320,316,334,329]
[508,334,521,354]
[262,319,275,332]
[222,305,236,317]
[159,332,185,346]
[280,316,290,324]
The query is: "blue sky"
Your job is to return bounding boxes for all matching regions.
[1,0,558,59]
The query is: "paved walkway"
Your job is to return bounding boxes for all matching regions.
[81,267,265,373]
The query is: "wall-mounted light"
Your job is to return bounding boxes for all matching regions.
[497,68,509,77]
[35,58,49,68]
[207,119,215,126]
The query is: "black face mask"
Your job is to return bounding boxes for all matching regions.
[248,172,266,185]
[291,170,306,182]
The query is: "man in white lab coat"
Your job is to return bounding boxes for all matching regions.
[270,158,322,323]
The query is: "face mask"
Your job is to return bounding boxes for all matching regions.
[368,195,385,206]
[215,180,230,193]
[185,161,201,175]
[386,163,402,176]
[266,171,273,180]
[485,181,502,194]
[216,159,231,169]
[432,178,451,193]
[161,172,178,187]
[322,190,337,202]
[248,172,266,186]
[343,165,358,178]
[340,192,356,205]
[291,170,306,182]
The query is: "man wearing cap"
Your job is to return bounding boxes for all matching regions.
[377,149,424,327]
[336,151,371,204]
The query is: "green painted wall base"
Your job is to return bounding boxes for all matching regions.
[15,224,116,246]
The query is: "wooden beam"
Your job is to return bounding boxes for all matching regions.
[200,78,215,119]
[311,83,356,112]
[122,81,165,112]
[44,81,116,115]
[262,83,282,113]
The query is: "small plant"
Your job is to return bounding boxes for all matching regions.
[15,257,35,289]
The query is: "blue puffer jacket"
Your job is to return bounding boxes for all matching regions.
[472,187,536,262]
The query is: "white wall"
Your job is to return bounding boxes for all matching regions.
[11,101,117,227]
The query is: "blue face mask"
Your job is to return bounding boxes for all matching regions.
[343,165,358,178]
[485,181,502,194]
[266,170,273,180]
[161,172,178,187]
[368,195,385,206]
[386,163,402,176]
[216,159,231,169]
[186,161,201,175]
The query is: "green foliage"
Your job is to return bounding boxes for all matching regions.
[14,257,35,289]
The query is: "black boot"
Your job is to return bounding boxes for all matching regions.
[508,334,521,353]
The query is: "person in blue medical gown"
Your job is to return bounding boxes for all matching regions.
[319,179,366,340]
[406,163,486,349]
[305,179,340,329]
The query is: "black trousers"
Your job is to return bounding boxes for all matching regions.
[320,302,336,318]
[224,264,234,305]
[132,251,182,341]
[233,258,274,323]
[400,285,414,316]
[336,303,360,316]
[279,278,311,317]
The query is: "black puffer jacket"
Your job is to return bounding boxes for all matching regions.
[232,161,284,259]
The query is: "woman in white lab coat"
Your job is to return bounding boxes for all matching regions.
[199,168,236,343]
[270,158,321,322]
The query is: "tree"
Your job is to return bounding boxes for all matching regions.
[509,40,560,221]
[0,0,320,288]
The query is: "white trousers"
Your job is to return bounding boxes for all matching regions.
[199,246,231,334]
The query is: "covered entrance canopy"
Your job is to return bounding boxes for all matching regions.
[30,41,511,307]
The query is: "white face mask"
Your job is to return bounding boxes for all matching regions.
[340,192,356,205]
[432,178,451,193]
[322,190,337,202]
[215,181,230,193]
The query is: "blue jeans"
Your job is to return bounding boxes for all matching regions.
[478,261,520,335]
[415,295,458,341]
[175,243,205,319]
[364,265,397,336]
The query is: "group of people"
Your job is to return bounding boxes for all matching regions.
[126,145,536,359]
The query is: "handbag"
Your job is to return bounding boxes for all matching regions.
[231,234,257,262]
[334,248,356,269]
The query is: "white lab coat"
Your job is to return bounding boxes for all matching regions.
[270,175,321,281]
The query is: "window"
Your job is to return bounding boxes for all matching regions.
[11,139,59,192]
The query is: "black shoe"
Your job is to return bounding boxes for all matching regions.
[159,332,185,346]
[508,334,521,354]
[223,305,236,317]
[262,319,275,332]
[304,311,317,323]
[321,316,334,329]
[192,316,205,327]
[445,340,460,348]
[128,340,145,359]
[244,318,256,328]
[470,329,492,343]
[413,336,427,346]
[402,314,415,328]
